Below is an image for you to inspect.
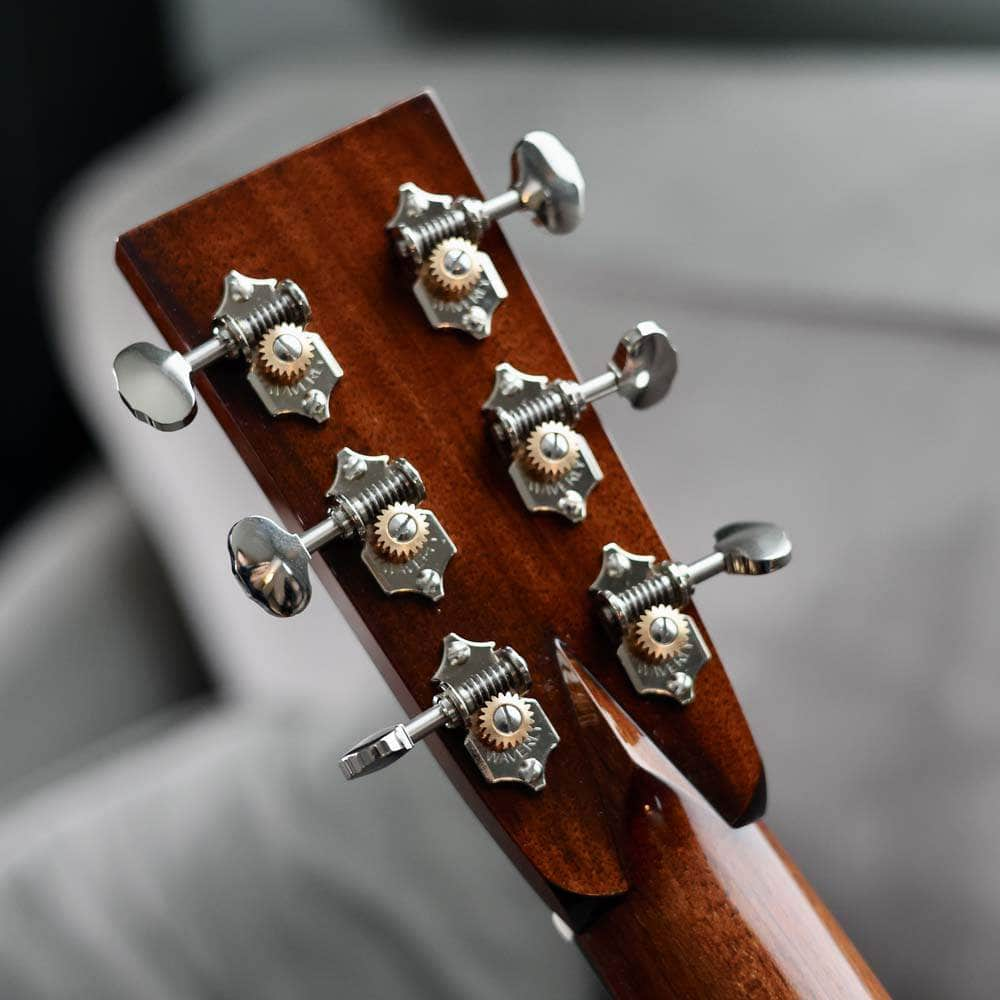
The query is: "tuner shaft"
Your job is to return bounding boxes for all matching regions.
[574,369,619,405]
[479,187,522,221]
[184,337,229,371]
[688,551,727,584]
[298,512,350,552]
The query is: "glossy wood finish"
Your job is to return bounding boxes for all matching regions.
[116,91,763,843]
[558,642,886,998]
[115,93,884,995]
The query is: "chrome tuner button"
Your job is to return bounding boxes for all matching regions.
[589,522,792,704]
[482,323,677,522]
[386,131,584,338]
[112,270,342,430]
[227,448,456,617]
[339,634,559,791]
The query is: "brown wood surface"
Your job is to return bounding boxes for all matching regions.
[115,92,884,996]
[558,643,886,998]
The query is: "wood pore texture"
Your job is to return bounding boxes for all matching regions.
[116,93,765,900]
[559,643,886,998]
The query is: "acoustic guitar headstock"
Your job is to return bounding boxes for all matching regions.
[114,92,790,912]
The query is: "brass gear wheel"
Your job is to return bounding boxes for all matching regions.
[421,237,483,300]
[372,503,430,562]
[523,421,580,481]
[477,692,535,751]
[256,324,315,384]
[632,605,691,664]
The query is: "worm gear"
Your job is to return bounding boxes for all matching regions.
[421,237,483,300]
[523,421,580,481]
[256,324,315,384]
[477,692,535,751]
[372,503,430,562]
[632,604,691,664]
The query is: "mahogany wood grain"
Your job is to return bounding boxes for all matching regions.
[117,93,763,839]
[558,642,886,998]
[111,92,886,995]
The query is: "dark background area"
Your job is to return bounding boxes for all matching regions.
[6,0,1000,537]
[1,5,176,532]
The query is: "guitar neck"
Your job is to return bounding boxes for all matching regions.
[560,644,885,998]
[114,92,885,998]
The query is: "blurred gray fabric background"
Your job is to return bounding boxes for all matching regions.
[0,9,999,999]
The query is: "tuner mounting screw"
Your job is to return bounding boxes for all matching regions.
[112,270,342,431]
[463,306,489,336]
[482,322,677,521]
[303,389,328,419]
[229,273,254,301]
[604,549,630,579]
[386,131,584,338]
[498,368,524,396]
[667,674,695,703]
[228,448,456,617]
[339,635,559,790]
[446,637,472,667]
[415,568,444,600]
[557,491,586,523]
[342,453,368,480]
[518,759,544,785]
[589,523,792,703]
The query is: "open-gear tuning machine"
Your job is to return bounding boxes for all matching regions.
[590,522,792,704]
[340,634,559,791]
[113,270,342,430]
[228,448,456,616]
[483,322,677,522]
[386,131,584,338]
